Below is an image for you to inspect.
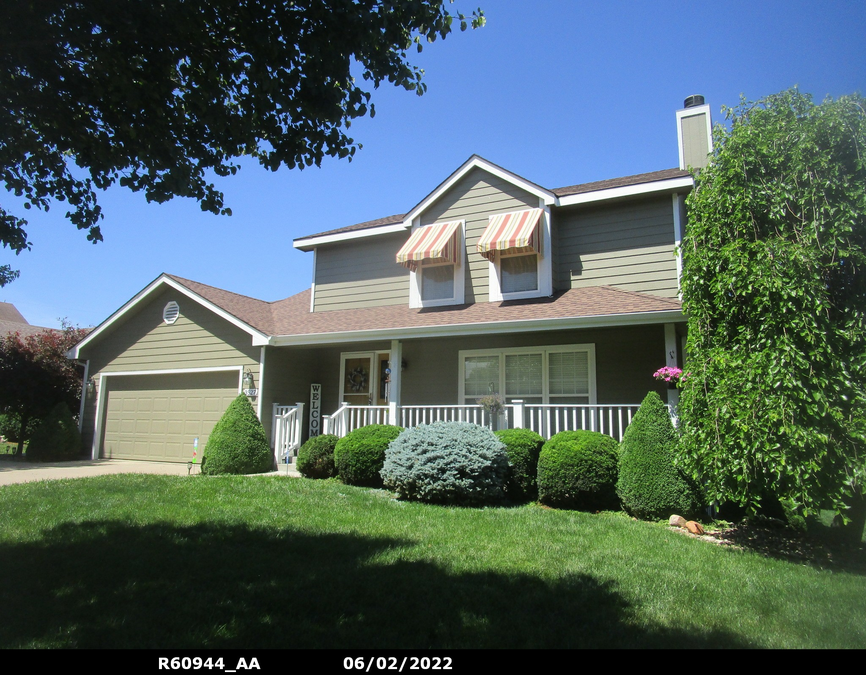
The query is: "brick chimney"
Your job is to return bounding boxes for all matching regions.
[676,95,712,171]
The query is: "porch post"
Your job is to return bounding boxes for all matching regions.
[390,339,403,412]
[664,323,679,409]
[512,400,525,429]
[388,401,398,426]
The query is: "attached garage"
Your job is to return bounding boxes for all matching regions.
[72,275,269,462]
[100,370,241,463]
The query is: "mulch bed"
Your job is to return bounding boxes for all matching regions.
[672,517,866,574]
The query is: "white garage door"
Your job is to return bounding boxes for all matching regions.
[101,371,239,463]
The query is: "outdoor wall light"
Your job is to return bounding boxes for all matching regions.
[86,377,96,397]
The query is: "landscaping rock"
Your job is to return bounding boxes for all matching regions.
[669,515,687,528]
[686,521,705,535]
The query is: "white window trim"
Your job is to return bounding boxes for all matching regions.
[488,203,552,302]
[458,343,597,405]
[409,219,465,308]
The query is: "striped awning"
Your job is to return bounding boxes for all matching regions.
[396,221,461,271]
[476,208,543,261]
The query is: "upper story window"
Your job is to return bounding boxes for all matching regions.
[478,208,551,301]
[396,220,465,308]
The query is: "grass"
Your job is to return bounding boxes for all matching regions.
[0,474,864,649]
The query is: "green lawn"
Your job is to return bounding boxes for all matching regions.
[0,474,863,649]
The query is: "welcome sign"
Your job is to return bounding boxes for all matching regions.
[309,384,322,437]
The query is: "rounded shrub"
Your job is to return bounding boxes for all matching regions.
[296,434,338,479]
[616,391,703,520]
[537,430,619,510]
[26,402,82,462]
[495,428,544,501]
[334,424,403,487]
[202,394,272,475]
[381,421,510,506]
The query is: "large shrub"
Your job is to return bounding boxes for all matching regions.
[202,395,272,475]
[495,428,544,501]
[537,430,619,510]
[381,421,509,505]
[334,424,403,487]
[25,402,82,462]
[679,89,866,543]
[616,392,703,520]
[296,434,338,479]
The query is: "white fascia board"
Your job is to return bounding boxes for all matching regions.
[266,309,684,347]
[557,176,694,207]
[293,223,408,251]
[69,274,270,358]
[402,156,557,227]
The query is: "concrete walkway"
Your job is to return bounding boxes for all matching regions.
[0,457,299,486]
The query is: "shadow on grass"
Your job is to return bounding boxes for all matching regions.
[0,520,750,649]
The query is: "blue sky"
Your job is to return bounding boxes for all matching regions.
[3,0,865,329]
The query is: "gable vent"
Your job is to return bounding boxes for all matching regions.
[163,301,180,324]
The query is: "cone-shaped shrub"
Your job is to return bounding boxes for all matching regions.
[537,430,619,510]
[334,424,403,487]
[296,434,338,479]
[495,428,544,501]
[202,395,272,475]
[381,421,509,505]
[26,402,82,462]
[617,392,703,519]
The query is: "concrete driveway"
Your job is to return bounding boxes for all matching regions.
[0,458,294,485]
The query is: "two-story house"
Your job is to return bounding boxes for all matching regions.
[70,97,713,465]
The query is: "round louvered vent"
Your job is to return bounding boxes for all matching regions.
[163,301,180,324]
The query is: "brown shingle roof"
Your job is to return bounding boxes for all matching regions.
[0,302,28,324]
[296,167,691,242]
[167,275,681,341]
[552,168,691,197]
[294,213,406,242]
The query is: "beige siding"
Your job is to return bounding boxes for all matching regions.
[555,197,679,298]
[313,233,410,311]
[420,167,539,304]
[681,112,710,170]
[401,325,669,405]
[79,288,260,452]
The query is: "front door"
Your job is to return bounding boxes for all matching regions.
[340,351,391,406]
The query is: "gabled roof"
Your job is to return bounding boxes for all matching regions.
[70,272,683,356]
[0,302,28,324]
[68,274,274,357]
[293,159,692,248]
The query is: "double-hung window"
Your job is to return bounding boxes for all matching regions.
[477,207,552,301]
[396,220,465,308]
[459,344,596,405]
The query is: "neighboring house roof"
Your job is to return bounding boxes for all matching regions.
[0,302,28,324]
[0,302,54,338]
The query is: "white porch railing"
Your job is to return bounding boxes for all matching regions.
[400,404,493,428]
[323,403,391,437]
[517,402,641,442]
[272,402,305,466]
[281,400,652,442]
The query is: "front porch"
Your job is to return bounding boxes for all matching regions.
[272,400,654,465]
[261,321,685,466]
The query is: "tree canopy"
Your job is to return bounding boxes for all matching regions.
[0,323,89,455]
[678,89,866,539]
[0,0,484,282]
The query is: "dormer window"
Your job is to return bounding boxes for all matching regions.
[501,252,538,294]
[479,208,551,301]
[396,220,465,308]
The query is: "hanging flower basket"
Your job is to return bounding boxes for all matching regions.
[653,366,688,389]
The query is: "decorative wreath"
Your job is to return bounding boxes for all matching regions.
[347,366,368,392]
